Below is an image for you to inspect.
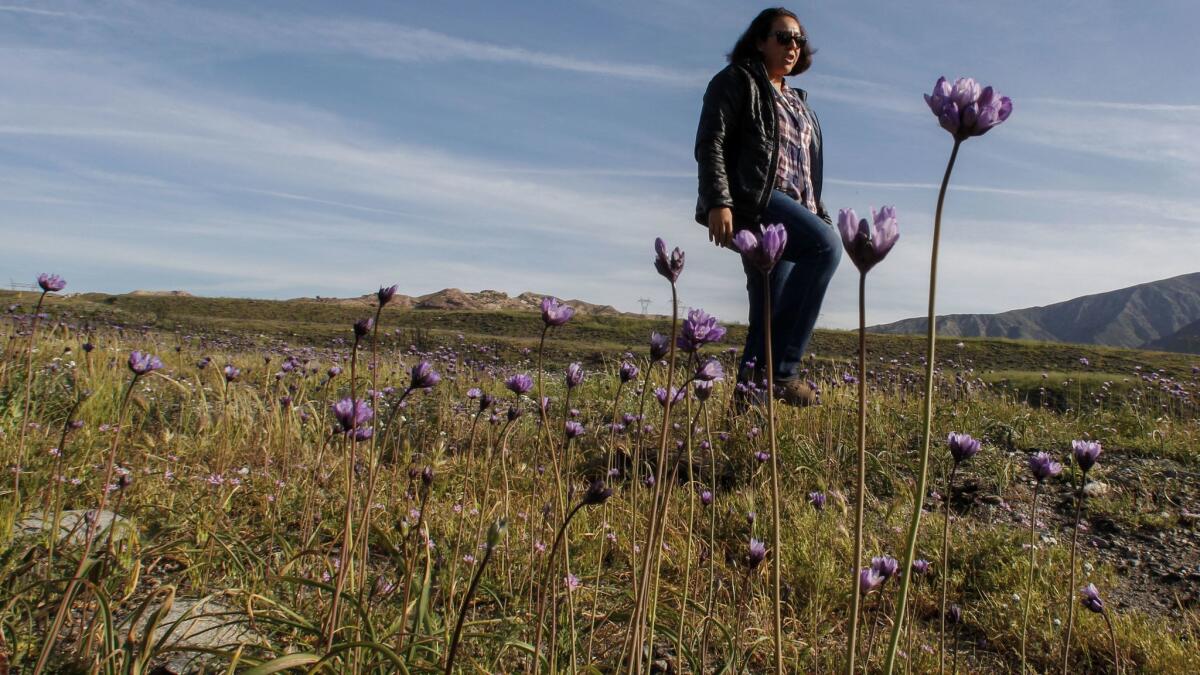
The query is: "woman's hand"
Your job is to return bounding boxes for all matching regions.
[707,206,734,248]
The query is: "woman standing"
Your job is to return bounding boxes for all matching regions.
[694,7,840,406]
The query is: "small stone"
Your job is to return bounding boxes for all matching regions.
[15,510,133,546]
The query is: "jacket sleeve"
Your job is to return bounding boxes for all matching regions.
[695,68,741,214]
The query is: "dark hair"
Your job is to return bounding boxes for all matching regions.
[727,7,814,76]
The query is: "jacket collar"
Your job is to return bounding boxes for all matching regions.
[746,58,808,102]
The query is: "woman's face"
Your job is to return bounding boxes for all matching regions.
[757,15,804,79]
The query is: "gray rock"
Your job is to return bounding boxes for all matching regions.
[123,595,264,674]
[15,510,134,546]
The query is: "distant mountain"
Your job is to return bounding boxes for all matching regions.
[867,272,1200,354]
[1144,317,1200,354]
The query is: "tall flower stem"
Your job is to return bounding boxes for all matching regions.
[627,283,680,675]
[847,270,868,673]
[1060,478,1085,673]
[33,377,136,675]
[1020,482,1041,674]
[1101,608,1120,674]
[883,138,962,673]
[536,326,566,518]
[762,272,784,674]
[13,289,48,506]
[326,332,362,649]
[939,463,959,674]
[446,521,503,675]
[533,500,588,673]
[586,377,627,663]
[626,360,655,609]
[353,305,387,604]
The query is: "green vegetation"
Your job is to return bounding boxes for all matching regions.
[0,290,1197,672]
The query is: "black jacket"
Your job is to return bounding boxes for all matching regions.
[694,58,830,229]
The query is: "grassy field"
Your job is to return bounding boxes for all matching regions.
[1,288,1197,673]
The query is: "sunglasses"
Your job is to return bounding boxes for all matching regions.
[774,31,807,48]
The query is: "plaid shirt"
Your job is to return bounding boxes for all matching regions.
[771,81,817,212]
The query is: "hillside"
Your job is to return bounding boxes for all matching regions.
[300,288,627,316]
[868,272,1200,353]
[1144,316,1200,354]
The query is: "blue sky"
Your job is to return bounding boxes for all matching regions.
[2,0,1199,329]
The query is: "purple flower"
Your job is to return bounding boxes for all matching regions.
[1079,357,1090,367]
[948,432,982,464]
[222,364,240,382]
[540,297,575,327]
[747,538,767,569]
[37,273,66,293]
[753,450,770,463]
[859,567,885,594]
[332,397,373,433]
[947,604,962,624]
[699,490,714,506]
[564,420,585,440]
[1080,583,1104,613]
[327,365,341,378]
[581,479,613,505]
[871,555,900,580]
[926,76,1012,141]
[694,358,724,382]
[1071,440,1102,473]
[377,284,398,307]
[128,351,163,376]
[733,223,787,273]
[837,206,899,274]
[650,332,670,361]
[654,386,684,407]
[409,361,440,389]
[693,379,714,401]
[505,373,533,395]
[466,387,481,400]
[421,466,434,486]
[1028,452,1063,483]
[619,361,639,383]
[654,237,685,283]
[478,392,496,411]
[912,559,932,576]
[566,362,584,389]
[353,317,374,338]
[677,309,726,353]
[808,491,827,511]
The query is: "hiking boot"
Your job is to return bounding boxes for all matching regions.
[774,379,817,407]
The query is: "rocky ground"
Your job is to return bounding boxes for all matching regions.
[965,452,1200,618]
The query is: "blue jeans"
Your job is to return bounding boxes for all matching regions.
[739,190,842,383]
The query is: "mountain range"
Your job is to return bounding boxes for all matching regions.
[867,272,1200,354]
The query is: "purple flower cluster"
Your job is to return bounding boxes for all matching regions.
[1071,440,1101,473]
[948,432,981,464]
[733,223,787,273]
[925,76,1013,141]
[540,297,575,327]
[654,237,685,283]
[676,309,726,353]
[38,273,67,293]
[837,207,899,274]
[1028,451,1062,483]
[128,351,163,376]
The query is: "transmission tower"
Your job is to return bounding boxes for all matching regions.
[638,297,651,315]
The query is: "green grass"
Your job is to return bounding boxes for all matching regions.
[0,292,1197,672]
